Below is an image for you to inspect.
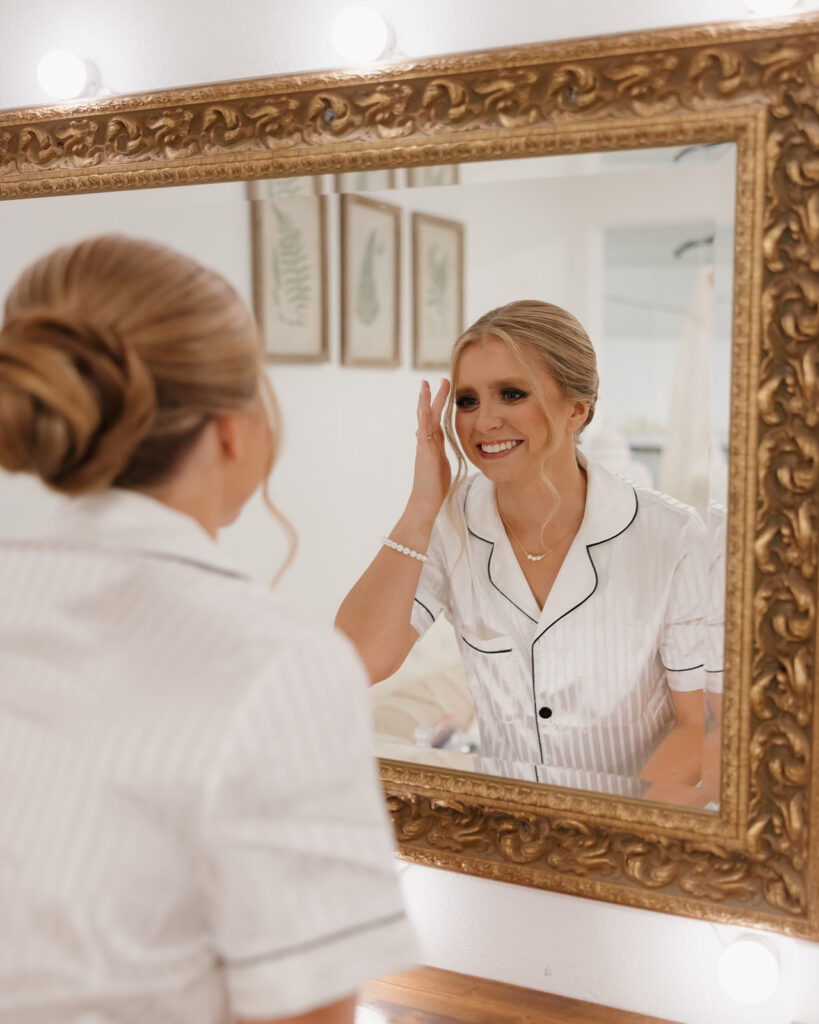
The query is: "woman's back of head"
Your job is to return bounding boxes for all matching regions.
[0,234,268,495]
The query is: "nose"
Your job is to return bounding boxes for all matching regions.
[475,400,503,433]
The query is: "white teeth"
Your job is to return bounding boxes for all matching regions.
[480,440,521,454]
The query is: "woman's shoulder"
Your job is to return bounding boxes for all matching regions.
[629,482,707,553]
[633,482,705,527]
[433,473,486,542]
[172,572,364,701]
[220,577,350,650]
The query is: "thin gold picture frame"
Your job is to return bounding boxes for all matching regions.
[250,193,329,363]
[340,193,402,368]
[412,211,464,370]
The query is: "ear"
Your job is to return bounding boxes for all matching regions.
[213,412,244,461]
[568,400,591,433]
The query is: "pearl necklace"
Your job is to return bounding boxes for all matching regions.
[499,512,579,563]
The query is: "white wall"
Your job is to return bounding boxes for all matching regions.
[3,3,819,1023]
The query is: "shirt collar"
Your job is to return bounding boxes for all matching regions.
[464,455,637,548]
[464,456,638,630]
[3,487,248,580]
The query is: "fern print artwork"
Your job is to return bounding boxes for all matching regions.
[412,212,464,369]
[270,202,312,328]
[253,194,327,361]
[341,195,400,365]
[356,229,383,326]
[423,243,450,336]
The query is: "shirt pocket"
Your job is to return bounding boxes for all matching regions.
[459,630,514,656]
[458,630,519,723]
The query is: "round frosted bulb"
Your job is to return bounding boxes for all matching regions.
[37,50,89,100]
[332,7,390,64]
[717,938,779,1004]
[742,0,800,13]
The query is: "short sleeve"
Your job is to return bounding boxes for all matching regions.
[661,512,707,693]
[410,516,452,640]
[200,628,418,1021]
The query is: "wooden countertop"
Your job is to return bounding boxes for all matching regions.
[358,967,680,1024]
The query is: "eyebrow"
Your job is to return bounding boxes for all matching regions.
[454,377,529,394]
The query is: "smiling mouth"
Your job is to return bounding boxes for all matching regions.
[477,440,523,455]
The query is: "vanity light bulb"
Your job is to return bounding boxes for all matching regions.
[332,6,391,64]
[37,50,90,100]
[717,938,780,1004]
[742,0,801,14]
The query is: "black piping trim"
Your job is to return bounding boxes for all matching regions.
[705,668,724,674]
[528,486,640,763]
[131,549,248,580]
[465,477,538,624]
[664,663,705,673]
[461,635,513,655]
[466,525,539,625]
[226,910,406,968]
[2,539,249,581]
[413,597,436,622]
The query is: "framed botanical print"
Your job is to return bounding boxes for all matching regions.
[250,193,328,362]
[412,212,464,369]
[340,194,401,367]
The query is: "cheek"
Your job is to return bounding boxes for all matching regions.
[519,404,551,441]
[454,412,471,448]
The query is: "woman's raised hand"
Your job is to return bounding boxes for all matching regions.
[335,379,451,681]
[409,378,452,523]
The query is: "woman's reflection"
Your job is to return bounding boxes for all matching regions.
[337,300,713,805]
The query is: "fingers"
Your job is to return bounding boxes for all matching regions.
[416,380,432,440]
[417,379,450,442]
[430,378,451,425]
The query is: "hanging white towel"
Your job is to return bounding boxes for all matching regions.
[659,266,714,516]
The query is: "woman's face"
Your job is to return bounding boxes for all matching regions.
[453,335,585,482]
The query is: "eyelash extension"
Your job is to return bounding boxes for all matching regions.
[454,389,527,409]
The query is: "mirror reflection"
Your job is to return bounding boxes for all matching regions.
[0,143,734,809]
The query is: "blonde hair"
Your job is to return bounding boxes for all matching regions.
[443,299,598,535]
[0,234,295,574]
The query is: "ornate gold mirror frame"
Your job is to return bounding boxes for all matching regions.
[2,14,818,940]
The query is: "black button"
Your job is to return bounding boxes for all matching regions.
[538,706,552,719]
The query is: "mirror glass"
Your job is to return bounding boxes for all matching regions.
[0,142,734,809]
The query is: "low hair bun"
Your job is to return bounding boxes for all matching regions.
[0,310,157,494]
[1,233,270,497]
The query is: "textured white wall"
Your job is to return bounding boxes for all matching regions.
[3,3,819,1023]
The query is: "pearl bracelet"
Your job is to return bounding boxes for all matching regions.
[381,537,428,563]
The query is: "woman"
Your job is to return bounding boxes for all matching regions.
[337,300,707,804]
[0,236,416,1024]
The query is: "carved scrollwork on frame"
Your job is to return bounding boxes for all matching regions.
[3,14,819,940]
[0,18,817,193]
[386,792,767,907]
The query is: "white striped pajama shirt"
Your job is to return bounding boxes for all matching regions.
[410,458,708,796]
[0,488,416,1024]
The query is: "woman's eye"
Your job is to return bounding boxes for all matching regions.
[455,396,477,409]
[501,389,527,402]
